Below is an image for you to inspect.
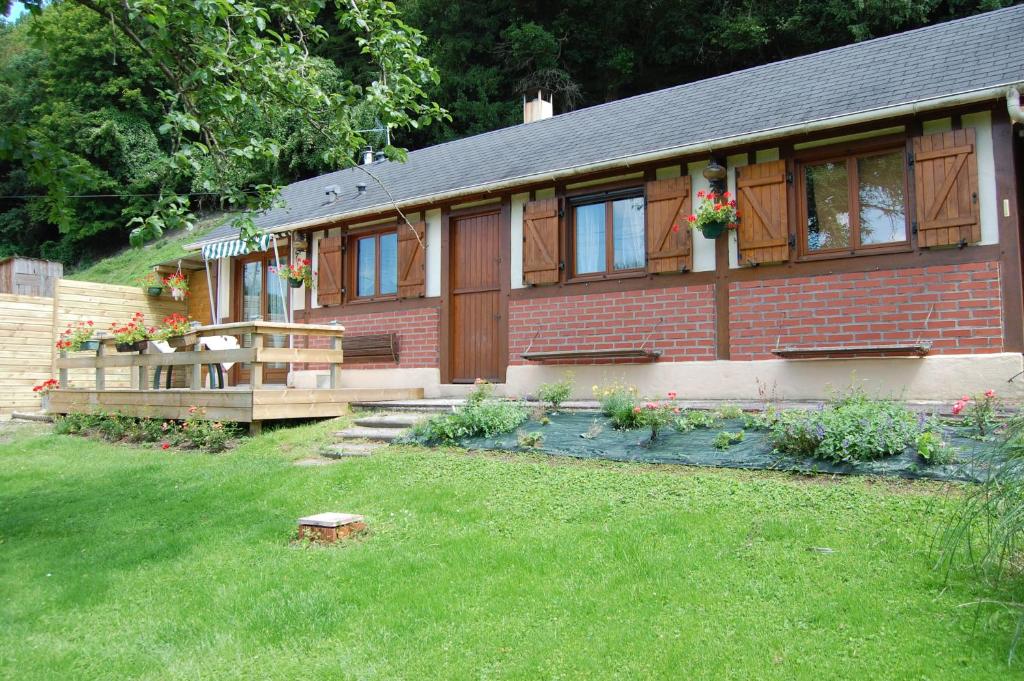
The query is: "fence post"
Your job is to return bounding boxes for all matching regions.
[330,334,341,389]
[251,334,264,389]
[95,343,105,390]
[58,350,68,389]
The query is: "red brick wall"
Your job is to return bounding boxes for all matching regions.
[729,261,1003,360]
[509,285,717,365]
[302,305,439,369]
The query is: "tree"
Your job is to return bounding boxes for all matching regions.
[2,0,446,249]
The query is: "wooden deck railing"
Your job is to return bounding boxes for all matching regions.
[55,321,345,391]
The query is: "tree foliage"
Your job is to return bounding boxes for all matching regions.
[0,0,444,262]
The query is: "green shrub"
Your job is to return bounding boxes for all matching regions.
[768,410,822,456]
[54,411,103,435]
[517,431,544,449]
[953,390,1000,439]
[770,391,919,462]
[915,430,956,465]
[672,409,717,433]
[594,382,641,430]
[537,374,573,411]
[98,412,131,442]
[715,404,744,420]
[176,407,236,452]
[635,401,677,441]
[712,430,745,450]
[740,408,778,431]
[409,382,528,445]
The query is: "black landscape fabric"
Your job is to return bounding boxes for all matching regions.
[460,412,1001,482]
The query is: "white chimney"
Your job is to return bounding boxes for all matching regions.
[361,146,374,165]
[523,89,553,124]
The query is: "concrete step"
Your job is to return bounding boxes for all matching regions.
[350,399,461,414]
[353,414,423,429]
[321,442,383,458]
[333,427,407,442]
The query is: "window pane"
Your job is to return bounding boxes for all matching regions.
[380,232,398,295]
[575,203,606,274]
[858,152,907,245]
[805,161,851,251]
[612,197,645,270]
[357,236,376,296]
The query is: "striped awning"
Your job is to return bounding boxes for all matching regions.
[200,233,273,260]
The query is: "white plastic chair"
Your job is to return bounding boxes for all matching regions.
[198,335,240,388]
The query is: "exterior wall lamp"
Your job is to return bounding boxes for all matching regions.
[702,158,727,195]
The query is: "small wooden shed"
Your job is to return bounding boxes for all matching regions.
[0,257,63,297]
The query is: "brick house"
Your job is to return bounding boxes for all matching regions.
[185,7,1024,401]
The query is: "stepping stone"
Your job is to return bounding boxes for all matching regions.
[321,442,381,458]
[353,414,422,429]
[294,457,337,467]
[333,427,407,442]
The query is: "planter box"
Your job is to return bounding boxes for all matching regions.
[165,332,198,349]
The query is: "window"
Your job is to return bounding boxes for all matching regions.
[800,148,908,256]
[572,193,645,276]
[353,231,398,299]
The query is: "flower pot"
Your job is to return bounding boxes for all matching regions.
[40,394,50,412]
[79,339,100,352]
[115,342,135,353]
[147,286,164,297]
[287,278,304,289]
[166,332,199,349]
[698,221,728,239]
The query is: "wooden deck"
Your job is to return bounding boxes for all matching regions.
[47,387,422,423]
[49,321,423,431]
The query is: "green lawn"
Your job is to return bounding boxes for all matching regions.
[1,420,1021,680]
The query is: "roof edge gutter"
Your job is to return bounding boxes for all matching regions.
[187,82,1019,251]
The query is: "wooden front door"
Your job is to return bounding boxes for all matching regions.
[448,210,505,383]
[233,253,288,385]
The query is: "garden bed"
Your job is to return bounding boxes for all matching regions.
[460,412,1000,482]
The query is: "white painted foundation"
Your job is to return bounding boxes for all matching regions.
[289,353,1024,403]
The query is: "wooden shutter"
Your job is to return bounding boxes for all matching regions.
[736,160,789,265]
[523,197,560,284]
[398,221,426,298]
[316,236,342,306]
[913,129,980,247]
[644,176,693,273]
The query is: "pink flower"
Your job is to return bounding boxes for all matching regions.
[985,389,996,398]
[633,406,642,414]
[161,442,170,450]
[673,407,681,414]
[667,391,677,399]
[951,400,966,416]
[961,395,969,402]
[696,190,705,198]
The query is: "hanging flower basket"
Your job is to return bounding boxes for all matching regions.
[698,221,729,240]
[162,272,189,300]
[688,190,739,240]
[137,272,164,296]
[271,259,315,289]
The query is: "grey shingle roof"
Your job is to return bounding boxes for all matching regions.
[192,5,1024,248]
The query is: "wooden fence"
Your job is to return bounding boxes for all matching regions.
[53,279,187,390]
[0,294,55,416]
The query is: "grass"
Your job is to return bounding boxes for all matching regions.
[66,216,225,286]
[1,419,1023,679]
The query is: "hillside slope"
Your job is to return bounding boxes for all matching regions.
[66,217,226,286]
